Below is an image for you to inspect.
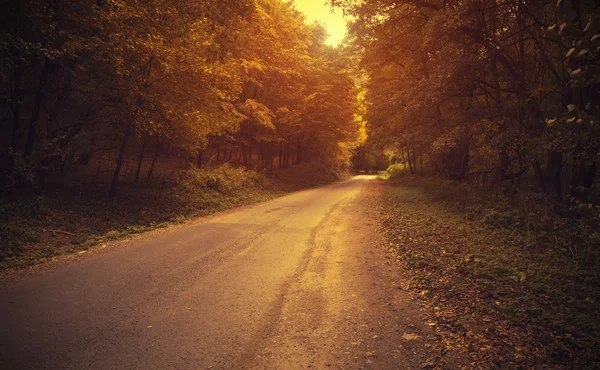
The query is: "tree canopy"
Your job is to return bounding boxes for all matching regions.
[1,0,364,196]
[2,0,598,200]
[336,0,599,199]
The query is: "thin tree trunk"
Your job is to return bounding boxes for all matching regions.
[296,145,302,165]
[248,147,253,169]
[407,150,415,174]
[147,136,160,182]
[412,150,417,174]
[24,58,52,161]
[11,66,24,149]
[278,142,283,168]
[109,121,133,197]
[47,61,75,140]
[207,146,214,163]
[197,150,203,168]
[296,134,304,165]
[545,151,563,198]
[134,135,147,183]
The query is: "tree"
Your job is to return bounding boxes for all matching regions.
[335,0,599,198]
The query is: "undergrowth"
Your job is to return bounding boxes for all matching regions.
[380,171,600,368]
[0,163,340,269]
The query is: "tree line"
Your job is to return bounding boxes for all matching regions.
[1,0,364,197]
[338,0,599,201]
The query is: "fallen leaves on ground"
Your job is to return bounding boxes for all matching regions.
[375,179,600,369]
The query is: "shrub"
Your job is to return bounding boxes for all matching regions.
[174,164,268,196]
[386,163,406,178]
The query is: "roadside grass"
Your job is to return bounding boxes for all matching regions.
[379,173,600,368]
[0,163,343,269]
[376,172,390,180]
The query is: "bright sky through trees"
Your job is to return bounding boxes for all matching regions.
[291,0,347,46]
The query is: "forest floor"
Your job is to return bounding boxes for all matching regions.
[0,162,345,270]
[377,174,600,369]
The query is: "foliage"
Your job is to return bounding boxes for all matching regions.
[336,0,599,198]
[0,0,363,197]
[386,163,406,177]
[174,164,268,197]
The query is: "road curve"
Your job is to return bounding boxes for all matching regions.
[0,175,439,369]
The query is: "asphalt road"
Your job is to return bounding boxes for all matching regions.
[0,176,444,369]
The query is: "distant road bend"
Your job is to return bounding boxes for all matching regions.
[0,175,441,369]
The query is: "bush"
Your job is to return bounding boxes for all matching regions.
[386,163,406,177]
[174,164,268,195]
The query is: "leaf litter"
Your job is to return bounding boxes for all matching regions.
[374,179,600,369]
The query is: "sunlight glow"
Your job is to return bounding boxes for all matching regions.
[291,0,347,46]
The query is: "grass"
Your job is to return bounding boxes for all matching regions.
[379,171,600,368]
[0,162,343,270]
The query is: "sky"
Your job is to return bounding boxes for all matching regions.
[290,0,348,46]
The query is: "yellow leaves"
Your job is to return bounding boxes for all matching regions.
[238,99,276,130]
[402,333,420,341]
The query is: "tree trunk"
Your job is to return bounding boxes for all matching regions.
[47,61,75,141]
[197,150,203,168]
[24,58,52,161]
[134,135,147,183]
[278,142,283,168]
[223,146,228,163]
[296,145,302,165]
[533,161,546,193]
[95,152,104,179]
[412,150,418,174]
[109,121,133,197]
[147,136,160,182]
[10,54,24,150]
[296,133,305,165]
[207,146,214,163]
[545,151,563,198]
[407,150,415,174]
[242,146,247,166]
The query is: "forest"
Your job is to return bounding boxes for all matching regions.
[1,0,364,197]
[344,0,599,200]
[1,0,599,367]
[14,0,599,202]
